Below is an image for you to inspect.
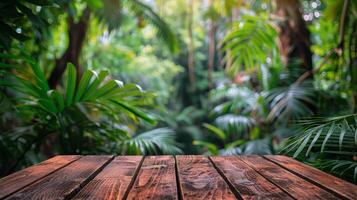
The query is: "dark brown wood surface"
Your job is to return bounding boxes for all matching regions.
[211,156,292,200]
[0,155,80,199]
[264,155,357,200]
[5,156,112,200]
[126,156,177,200]
[73,156,142,200]
[0,155,355,200]
[241,155,340,200]
[176,155,236,200]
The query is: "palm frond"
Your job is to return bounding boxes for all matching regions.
[126,0,179,53]
[95,0,122,31]
[282,114,357,157]
[1,60,156,124]
[122,128,182,155]
[312,159,357,183]
[218,139,272,155]
[222,14,277,75]
[0,55,184,157]
[215,114,255,134]
[210,85,262,116]
[267,82,315,123]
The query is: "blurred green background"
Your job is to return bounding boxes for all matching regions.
[0,0,356,183]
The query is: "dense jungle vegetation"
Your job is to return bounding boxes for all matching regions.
[0,0,356,184]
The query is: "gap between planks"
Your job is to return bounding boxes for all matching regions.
[263,155,357,200]
[174,156,183,200]
[208,156,244,200]
[64,156,115,200]
[121,156,145,199]
[239,156,341,200]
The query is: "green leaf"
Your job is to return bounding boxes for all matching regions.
[306,128,322,156]
[339,120,347,151]
[293,132,312,158]
[321,122,335,152]
[81,70,109,101]
[193,140,219,155]
[48,90,65,112]
[111,100,156,125]
[93,80,122,99]
[127,0,179,53]
[74,69,94,102]
[203,123,226,140]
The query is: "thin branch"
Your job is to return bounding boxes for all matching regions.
[338,0,350,47]
[294,48,338,85]
[294,0,350,86]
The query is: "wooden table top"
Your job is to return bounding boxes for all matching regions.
[0,155,356,200]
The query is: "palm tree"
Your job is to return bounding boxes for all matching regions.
[48,0,178,88]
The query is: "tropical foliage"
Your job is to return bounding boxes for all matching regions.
[0,0,356,185]
[0,54,181,174]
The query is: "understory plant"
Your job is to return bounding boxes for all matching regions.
[0,54,181,175]
[282,114,357,183]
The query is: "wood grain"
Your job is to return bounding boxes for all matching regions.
[210,156,292,200]
[126,156,177,200]
[176,155,236,200]
[5,155,112,200]
[241,155,340,200]
[3,155,356,199]
[264,155,357,200]
[0,155,80,199]
[72,156,142,200]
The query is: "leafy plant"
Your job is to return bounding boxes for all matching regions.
[282,114,357,183]
[0,54,181,174]
[194,123,272,155]
[266,82,316,123]
[282,114,357,157]
[222,14,277,75]
[0,0,57,49]
[209,84,265,135]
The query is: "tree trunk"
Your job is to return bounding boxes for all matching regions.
[225,6,239,73]
[48,7,91,89]
[187,0,196,91]
[275,0,313,76]
[208,20,216,90]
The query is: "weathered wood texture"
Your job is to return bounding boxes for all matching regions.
[127,156,177,200]
[73,156,142,200]
[241,155,340,200]
[0,155,355,200]
[211,156,292,200]
[264,155,357,200]
[0,155,80,199]
[176,155,236,200]
[5,156,112,200]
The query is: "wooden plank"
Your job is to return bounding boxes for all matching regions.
[176,155,236,200]
[72,156,142,200]
[126,156,177,200]
[0,155,80,199]
[210,156,292,200]
[5,155,112,200]
[264,155,357,200]
[241,156,340,200]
